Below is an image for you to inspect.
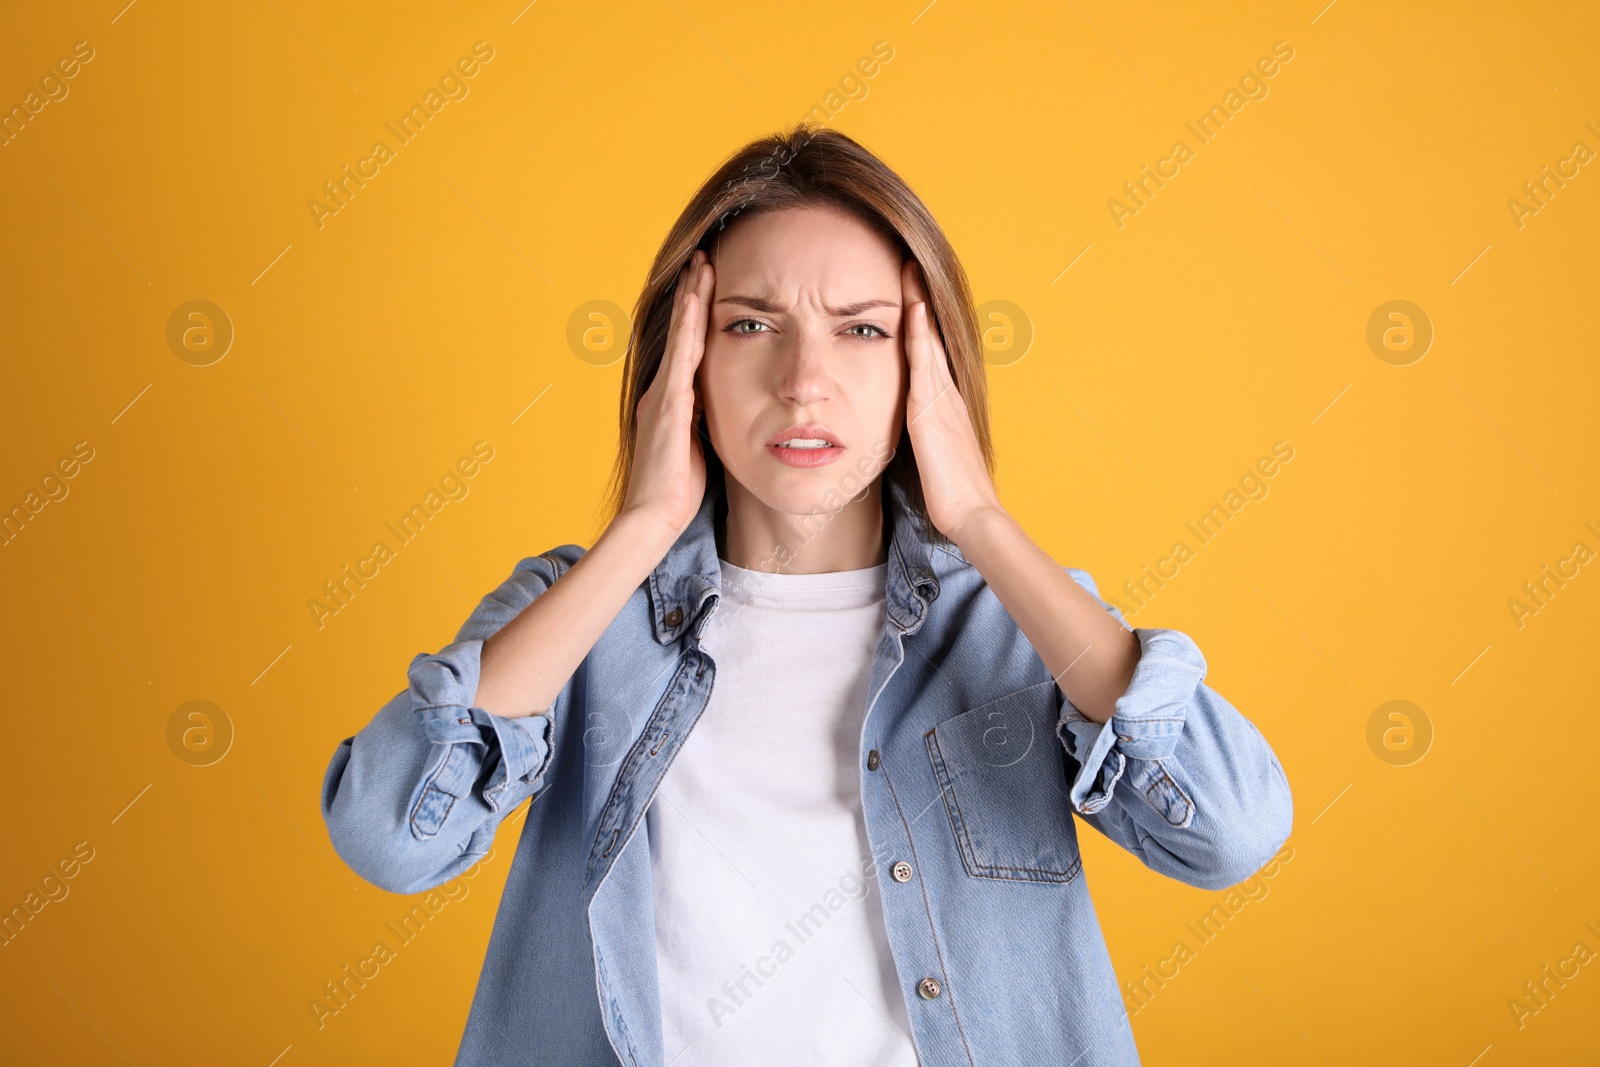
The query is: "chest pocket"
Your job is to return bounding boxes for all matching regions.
[923,683,1082,885]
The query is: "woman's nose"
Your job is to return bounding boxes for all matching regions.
[777,330,833,405]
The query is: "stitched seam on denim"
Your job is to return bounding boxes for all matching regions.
[408,784,455,840]
[965,853,1082,884]
[646,570,672,643]
[1143,777,1172,822]
[890,535,936,632]
[609,677,700,858]
[925,728,1080,882]
[483,719,523,810]
[1146,759,1194,827]
[593,945,641,1067]
[586,655,690,878]
[925,730,981,878]
[1081,748,1127,812]
[587,651,715,885]
[962,855,1082,878]
[412,741,464,837]
[895,526,939,590]
[518,691,560,796]
[413,702,474,714]
[1160,760,1194,824]
[510,710,552,776]
[880,754,978,1067]
[1128,760,1163,792]
[422,741,458,796]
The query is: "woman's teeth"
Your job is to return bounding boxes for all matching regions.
[776,439,834,449]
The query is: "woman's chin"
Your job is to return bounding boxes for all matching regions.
[734,478,855,520]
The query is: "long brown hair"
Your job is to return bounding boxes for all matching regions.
[599,121,995,551]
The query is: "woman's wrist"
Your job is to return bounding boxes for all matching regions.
[606,505,687,574]
[477,507,682,721]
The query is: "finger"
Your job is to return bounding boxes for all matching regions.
[900,260,925,374]
[905,300,938,415]
[670,257,713,383]
[664,290,701,399]
[915,303,942,401]
[682,258,716,423]
[656,253,703,391]
[904,257,930,305]
[693,256,716,347]
[923,301,954,390]
[905,263,937,355]
[666,291,712,424]
[912,310,960,434]
[903,265,932,367]
[668,252,696,332]
[905,261,954,391]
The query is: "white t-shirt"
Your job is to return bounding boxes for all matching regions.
[647,557,920,1066]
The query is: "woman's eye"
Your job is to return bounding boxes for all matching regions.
[721,319,890,340]
[846,324,890,340]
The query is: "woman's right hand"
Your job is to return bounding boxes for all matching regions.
[619,248,715,545]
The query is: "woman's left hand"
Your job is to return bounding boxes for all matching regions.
[900,259,1004,547]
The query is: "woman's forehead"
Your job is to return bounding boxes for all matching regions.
[712,213,902,300]
[716,205,897,262]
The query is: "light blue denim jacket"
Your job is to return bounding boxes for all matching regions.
[320,476,1293,1066]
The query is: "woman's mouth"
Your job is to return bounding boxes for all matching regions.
[768,437,844,468]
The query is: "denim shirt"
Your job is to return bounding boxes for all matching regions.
[320,476,1294,1066]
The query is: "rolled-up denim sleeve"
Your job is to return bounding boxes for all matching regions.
[320,544,585,895]
[1054,567,1293,890]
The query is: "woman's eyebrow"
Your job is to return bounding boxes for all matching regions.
[715,295,901,317]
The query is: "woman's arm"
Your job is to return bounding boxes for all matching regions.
[320,251,718,893]
[476,511,677,718]
[896,260,1137,720]
[896,261,1291,889]
[321,548,591,894]
[956,511,1293,890]
[1049,566,1294,890]
[954,508,1138,723]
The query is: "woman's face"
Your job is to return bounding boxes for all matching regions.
[696,204,907,517]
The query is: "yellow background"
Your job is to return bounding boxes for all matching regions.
[3,0,1597,1063]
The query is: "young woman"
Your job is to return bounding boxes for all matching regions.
[321,124,1294,1067]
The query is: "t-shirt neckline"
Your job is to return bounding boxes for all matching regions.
[716,557,888,607]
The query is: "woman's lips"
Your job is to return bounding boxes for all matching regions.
[768,442,844,468]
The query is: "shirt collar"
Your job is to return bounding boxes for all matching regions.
[646,475,941,644]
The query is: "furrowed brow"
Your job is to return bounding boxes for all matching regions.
[716,295,901,317]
